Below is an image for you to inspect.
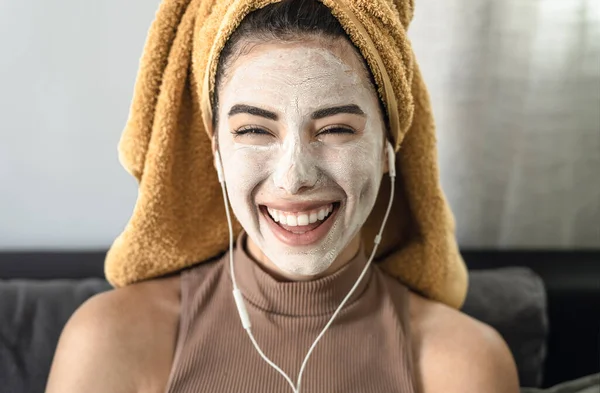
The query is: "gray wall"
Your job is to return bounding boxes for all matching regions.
[1,0,598,250]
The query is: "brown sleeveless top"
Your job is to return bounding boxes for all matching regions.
[164,232,418,393]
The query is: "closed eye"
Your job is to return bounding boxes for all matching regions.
[317,126,356,136]
[231,127,272,137]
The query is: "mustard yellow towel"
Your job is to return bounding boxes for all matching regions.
[106,0,468,309]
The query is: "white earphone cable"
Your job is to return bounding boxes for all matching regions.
[219,177,298,392]
[216,142,396,393]
[295,176,395,393]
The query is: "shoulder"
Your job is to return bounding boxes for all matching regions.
[46,274,181,393]
[408,291,520,393]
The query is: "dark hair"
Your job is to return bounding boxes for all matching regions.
[211,0,386,131]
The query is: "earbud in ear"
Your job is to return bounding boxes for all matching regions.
[214,151,225,184]
[386,140,396,178]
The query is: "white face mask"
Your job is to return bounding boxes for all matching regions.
[215,41,386,277]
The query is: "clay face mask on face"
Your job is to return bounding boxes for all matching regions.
[216,41,386,277]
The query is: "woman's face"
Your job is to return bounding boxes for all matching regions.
[215,38,387,278]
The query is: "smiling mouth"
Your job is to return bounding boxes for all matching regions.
[259,202,341,246]
[267,203,334,230]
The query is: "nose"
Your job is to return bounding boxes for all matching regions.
[273,142,318,194]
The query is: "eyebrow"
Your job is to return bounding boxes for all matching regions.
[228,104,278,121]
[311,104,366,120]
[227,103,366,121]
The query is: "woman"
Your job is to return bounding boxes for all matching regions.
[46,1,519,392]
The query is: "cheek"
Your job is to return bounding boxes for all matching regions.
[327,116,384,193]
[324,141,383,201]
[351,152,380,192]
[221,147,274,201]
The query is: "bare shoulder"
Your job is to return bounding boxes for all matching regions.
[45,274,181,393]
[408,291,520,393]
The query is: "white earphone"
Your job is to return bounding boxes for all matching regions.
[215,151,225,184]
[385,139,396,178]
[214,140,396,393]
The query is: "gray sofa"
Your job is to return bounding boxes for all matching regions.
[0,250,598,393]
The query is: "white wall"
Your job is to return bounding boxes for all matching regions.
[1,0,598,250]
[410,0,600,248]
[0,0,160,249]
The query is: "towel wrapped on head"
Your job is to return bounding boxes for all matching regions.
[106,0,469,309]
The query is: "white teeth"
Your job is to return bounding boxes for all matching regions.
[317,209,326,220]
[268,208,279,222]
[287,215,297,226]
[279,214,288,225]
[297,214,309,226]
[266,203,334,226]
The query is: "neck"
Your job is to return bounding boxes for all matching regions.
[246,232,362,282]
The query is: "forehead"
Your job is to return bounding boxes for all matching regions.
[219,41,377,112]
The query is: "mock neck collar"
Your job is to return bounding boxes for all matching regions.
[225,231,373,317]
